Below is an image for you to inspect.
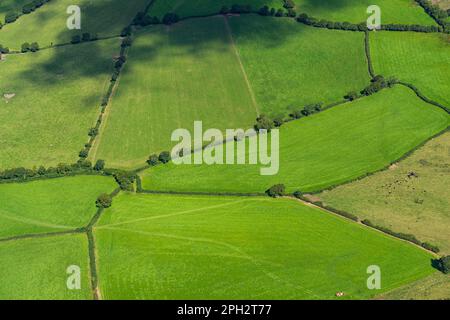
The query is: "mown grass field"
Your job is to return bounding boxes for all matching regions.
[0,176,117,239]
[371,31,450,108]
[93,16,257,169]
[140,86,450,193]
[0,39,118,170]
[0,0,149,49]
[228,16,369,117]
[94,193,435,299]
[319,132,450,254]
[150,0,282,18]
[292,0,435,25]
[0,234,91,300]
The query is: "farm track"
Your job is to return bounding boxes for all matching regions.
[1,0,449,300]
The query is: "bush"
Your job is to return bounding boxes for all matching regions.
[147,154,159,166]
[5,12,19,24]
[21,42,31,53]
[266,184,286,197]
[96,193,112,208]
[0,44,10,54]
[114,171,136,191]
[71,35,81,44]
[30,42,39,52]
[345,91,358,101]
[94,160,105,171]
[82,33,91,42]
[158,151,171,164]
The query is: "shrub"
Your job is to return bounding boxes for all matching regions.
[345,91,358,101]
[5,12,19,24]
[93,160,105,171]
[114,171,136,191]
[71,35,81,44]
[266,184,286,197]
[82,33,91,42]
[254,114,274,132]
[162,13,180,25]
[96,193,112,208]
[220,6,230,14]
[158,151,171,164]
[0,44,9,54]
[147,154,159,166]
[283,0,295,9]
[30,42,39,52]
[21,42,31,53]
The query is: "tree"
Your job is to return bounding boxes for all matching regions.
[266,184,286,198]
[437,256,450,274]
[30,42,39,52]
[21,42,31,53]
[96,193,112,208]
[94,160,105,171]
[159,151,171,164]
[162,13,179,25]
[147,154,159,166]
[82,33,91,42]
[345,91,358,101]
[71,35,81,44]
[254,114,274,132]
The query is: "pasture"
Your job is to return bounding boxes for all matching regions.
[0,175,117,239]
[228,15,369,117]
[0,39,118,170]
[370,31,450,108]
[319,132,450,254]
[94,193,435,299]
[140,86,450,194]
[0,0,149,49]
[0,234,91,300]
[93,16,257,169]
[292,0,435,24]
[0,0,29,22]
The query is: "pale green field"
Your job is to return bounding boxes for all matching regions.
[320,132,450,254]
[94,193,435,300]
[0,176,117,239]
[0,39,118,170]
[0,234,91,300]
[0,0,149,49]
[93,16,258,169]
[371,32,450,108]
[150,0,283,18]
[293,0,435,24]
[228,16,369,117]
[140,86,450,193]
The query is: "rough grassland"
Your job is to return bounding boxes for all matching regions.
[371,32,450,108]
[0,234,91,300]
[0,0,149,49]
[319,132,450,254]
[150,0,282,18]
[0,39,118,170]
[228,16,369,117]
[94,193,434,300]
[94,17,257,169]
[0,176,117,239]
[141,86,450,193]
[293,0,435,25]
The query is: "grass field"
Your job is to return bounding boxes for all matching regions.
[0,234,91,300]
[319,132,450,254]
[292,0,435,25]
[0,39,118,170]
[150,0,283,18]
[0,176,117,239]
[0,0,149,49]
[228,15,369,117]
[140,86,450,194]
[94,193,435,299]
[93,16,258,169]
[371,31,450,108]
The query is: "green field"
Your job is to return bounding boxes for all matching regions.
[319,132,450,254]
[140,86,450,193]
[150,0,283,18]
[292,0,435,24]
[93,16,258,169]
[94,193,435,299]
[0,0,149,49]
[0,175,117,239]
[0,39,118,170]
[371,31,450,108]
[0,234,91,300]
[228,15,369,117]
